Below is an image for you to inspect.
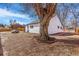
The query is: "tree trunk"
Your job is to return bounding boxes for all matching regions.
[40,21,49,40]
[40,14,55,40]
[40,19,49,40]
[33,3,57,41]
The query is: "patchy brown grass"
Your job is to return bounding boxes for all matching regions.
[1,32,79,56]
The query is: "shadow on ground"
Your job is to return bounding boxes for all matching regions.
[50,32,79,36]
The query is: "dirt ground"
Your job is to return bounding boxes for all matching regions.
[1,32,79,56]
[0,33,3,56]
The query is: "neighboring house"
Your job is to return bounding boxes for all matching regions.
[11,23,25,31]
[25,14,64,34]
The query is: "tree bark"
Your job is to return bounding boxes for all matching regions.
[33,3,57,40]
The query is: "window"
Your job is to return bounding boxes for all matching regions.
[57,26,63,29]
[30,25,33,28]
[60,27,63,29]
[57,26,59,29]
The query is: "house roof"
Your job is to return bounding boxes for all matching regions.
[27,20,40,25]
[12,23,25,28]
[26,14,63,27]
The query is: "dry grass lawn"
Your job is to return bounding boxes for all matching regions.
[1,32,79,56]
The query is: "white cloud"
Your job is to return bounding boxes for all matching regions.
[0,8,30,19]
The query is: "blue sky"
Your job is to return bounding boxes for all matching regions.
[0,3,79,25]
[0,3,38,25]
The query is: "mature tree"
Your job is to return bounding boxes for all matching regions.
[56,4,68,29]
[33,3,57,40]
[71,9,78,31]
[66,4,79,32]
[21,3,57,41]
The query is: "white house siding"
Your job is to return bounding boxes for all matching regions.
[25,25,29,32]
[25,26,27,32]
[48,15,63,34]
[25,15,63,34]
[27,24,40,33]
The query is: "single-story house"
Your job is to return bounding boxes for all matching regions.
[25,14,64,34]
[25,20,40,33]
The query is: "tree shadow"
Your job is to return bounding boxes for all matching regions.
[50,32,79,36]
[56,39,79,45]
[46,36,79,46]
[33,33,79,45]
